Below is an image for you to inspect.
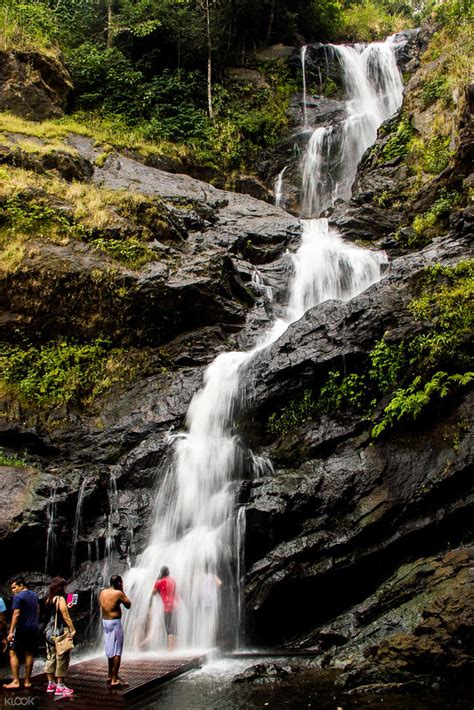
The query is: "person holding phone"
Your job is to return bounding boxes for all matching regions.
[44,577,76,698]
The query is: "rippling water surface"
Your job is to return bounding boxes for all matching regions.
[135,657,472,710]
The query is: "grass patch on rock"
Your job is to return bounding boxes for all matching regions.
[0,111,191,167]
[0,337,155,411]
[0,165,178,271]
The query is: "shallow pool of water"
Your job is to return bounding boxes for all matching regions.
[133,657,473,710]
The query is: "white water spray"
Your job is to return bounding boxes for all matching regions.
[251,268,273,302]
[301,45,308,128]
[287,219,386,322]
[274,166,287,209]
[45,484,58,575]
[301,36,404,217]
[122,34,404,654]
[71,479,87,573]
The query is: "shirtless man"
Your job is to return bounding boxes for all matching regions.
[99,575,131,687]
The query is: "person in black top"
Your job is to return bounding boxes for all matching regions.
[3,577,39,690]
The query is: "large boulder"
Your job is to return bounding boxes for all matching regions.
[0,50,72,120]
[1,141,301,347]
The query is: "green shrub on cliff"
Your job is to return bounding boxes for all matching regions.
[0,338,151,410]
[317,371,369,413]
[420,76,450,110]
[268,262,473,439]
[371,371,473,437]
[422,136,453,175]
[412,189,460,238]
[268,389,316,436]
[380,115,414,162]
[0,0,58,53]
[372,260,474,436]
[0,447,28,467]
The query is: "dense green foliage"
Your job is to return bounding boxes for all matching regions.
[380,114,414,162]
[268,389,317,435]
[420,76,449,110]
[412,189,460,238]
[370,262,473,435]
[0,0,424,170]
[0,447,28,467]
[0,338,148,409]
[268,261,473,439]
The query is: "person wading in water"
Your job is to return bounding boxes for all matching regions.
[152,566,178,651]
[99,575,131,687]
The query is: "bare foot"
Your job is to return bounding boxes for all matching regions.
[24,683,33,688]
[3,682,20,689]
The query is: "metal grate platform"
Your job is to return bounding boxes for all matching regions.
[1,655,206,708]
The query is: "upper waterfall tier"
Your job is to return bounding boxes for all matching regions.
[300,36,404,217]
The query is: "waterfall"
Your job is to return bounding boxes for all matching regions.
[45,484,58,576]
[104,472,118,581]
[71,479,87,573]
[274,166,287,209]
[301,45,308,128]
[123,35,403,653]
[251,268,273,302]
[234,506,246,648]
[287,219,386,323]
[249,453,274,479]
[301,36,404,217]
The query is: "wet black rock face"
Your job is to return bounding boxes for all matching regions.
[232,662,302,684]
[0,50,72,120]
[1,22,473,692]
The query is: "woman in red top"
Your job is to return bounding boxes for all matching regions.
[152,567,177,651]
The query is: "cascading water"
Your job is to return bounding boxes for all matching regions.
[45,484,58,576]
[71,479,87,573]
[274,166,287,209]
[251,268,273,303]
[103,472,118,582]
[286,219,386,323]
[301,36,404,217]
[301,45,308,128]
[123,35,404,654]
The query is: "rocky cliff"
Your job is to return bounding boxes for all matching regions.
[0,21,472,691]
[238,22,473,690]
[0,49,72,120]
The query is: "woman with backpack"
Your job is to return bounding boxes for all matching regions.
[43,577,76,698]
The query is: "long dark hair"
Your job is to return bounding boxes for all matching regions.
[46,577,67,604]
